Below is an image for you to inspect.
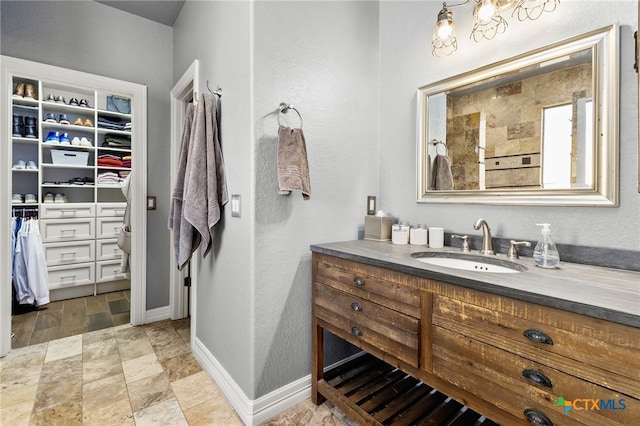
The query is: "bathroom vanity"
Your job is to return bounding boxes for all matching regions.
[311,240,639,425]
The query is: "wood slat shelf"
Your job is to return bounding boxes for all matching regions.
[320,353,499,426]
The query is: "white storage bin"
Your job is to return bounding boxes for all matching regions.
[51,149,89,166]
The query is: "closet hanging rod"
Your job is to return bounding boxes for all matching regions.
[278,102,303,128]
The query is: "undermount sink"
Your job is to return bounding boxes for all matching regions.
[411,252,527,274]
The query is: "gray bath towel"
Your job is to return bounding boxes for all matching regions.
[431,154,454,190]
[277,125,311,199]
[168,103,199,270]
[182,93,228,259]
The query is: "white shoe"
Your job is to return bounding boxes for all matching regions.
[80,137,93,147]
[71,137,81,145]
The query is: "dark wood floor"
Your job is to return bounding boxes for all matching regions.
[11,290,130,349]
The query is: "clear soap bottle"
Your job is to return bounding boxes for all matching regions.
[533,223,560,268]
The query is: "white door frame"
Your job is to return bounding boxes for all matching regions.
[169,60,200,332]
[0,56,147,356]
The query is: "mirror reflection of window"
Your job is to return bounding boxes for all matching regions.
[542,104,572,188]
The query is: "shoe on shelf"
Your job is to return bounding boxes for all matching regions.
[13,83,25,98]
[73,117,84,126]
[59,114,70,125]
[43,192,55,203]
[24,125,37,139]
[71,136,81,146]
[24,194,37,204]
[68,98,80,107]
[83,118,93,127]
[13,160,26,169]
[54,193,68,203]
[79,99,91,108]
[26,160,37,170]
[23,84,37,100]
[12,194,23,203]
[44,94,56,102]
[12,115,24,137]
[59,133,71,145]
[44,131,60,144]
[80,137,93,147]
[54,95,66,104]
[45,113,57,123]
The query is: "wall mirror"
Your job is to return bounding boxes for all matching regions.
[417,25,619,206]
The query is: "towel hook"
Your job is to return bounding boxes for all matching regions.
[206,80,222,97]
[431,139,447,156]
[278,103,303,128]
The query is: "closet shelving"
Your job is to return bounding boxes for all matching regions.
[10,73,135,300]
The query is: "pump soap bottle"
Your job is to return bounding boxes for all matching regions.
[533,223,560,269]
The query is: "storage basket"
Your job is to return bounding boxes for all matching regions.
[51,149,89,166]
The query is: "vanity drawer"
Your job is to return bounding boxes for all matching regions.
[314,282,419,367]
[432,326,639,426]
[44,240,95,266]
[40,218,95,242]
[432,289,640,399]
[40,203,95,219]
[314,255,421,318]
[96,217,123,239]
[48,262,95,290]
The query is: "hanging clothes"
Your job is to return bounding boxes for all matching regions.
[169,93,228,270]
[11,217,50,306]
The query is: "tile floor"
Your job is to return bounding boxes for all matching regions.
[1,318,350,425]
[11,291,131,349]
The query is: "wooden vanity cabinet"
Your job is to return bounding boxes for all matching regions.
[311,253,639,426]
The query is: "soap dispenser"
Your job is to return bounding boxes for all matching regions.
[533,223,560,269]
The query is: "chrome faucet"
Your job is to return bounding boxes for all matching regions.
[473,218,495,255]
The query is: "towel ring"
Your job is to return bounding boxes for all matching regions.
[207,80,222,97]
[278,103,303,128]
[431,139,447,156]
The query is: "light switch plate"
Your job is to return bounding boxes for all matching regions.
[231,194,241,217]
[147,196,156,210]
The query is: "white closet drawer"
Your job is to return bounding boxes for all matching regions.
[44,240,95,266]
[41,203,95,219]
[97,203,126,217]
[41,218,95,242]
[96,260,127,283]
[96,217,124,239]
[48,262,95,290]
[97,238,123,261]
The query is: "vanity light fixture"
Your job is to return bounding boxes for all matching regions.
[432,0,559,57]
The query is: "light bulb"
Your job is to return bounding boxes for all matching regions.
[437,21,453,39]
[477,0,497,21]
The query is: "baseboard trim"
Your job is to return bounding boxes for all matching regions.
[144,305,170,324]
[191,336,365,425]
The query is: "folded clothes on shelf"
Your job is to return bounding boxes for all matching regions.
[97,116,129,131]
[97,171,124,185]
[102,133,131,148]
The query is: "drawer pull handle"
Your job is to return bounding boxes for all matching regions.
[351,302,362,312]
[351,327,363,337]
[523,329,554,345]
[522,369,553,388]
[523,408,553,426]
[353,277,365,286]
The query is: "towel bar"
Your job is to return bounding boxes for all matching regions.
[278,102,303,128]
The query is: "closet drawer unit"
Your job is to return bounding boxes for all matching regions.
[432,326,639,426]
[40,218,95,243]
[96,217,123,239]
[96,238,123,261]
[432,290,640,399]
[96,202,126,217]
[48,262,95,290]
[96,260,126,283]
[44,240,95,266]
[314,282,420,367]
[40,203,95,219]
[314,255,421,318]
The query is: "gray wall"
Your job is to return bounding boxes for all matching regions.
[0,0,174,309]
[173,0,379,399]
[379,0,640,250]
